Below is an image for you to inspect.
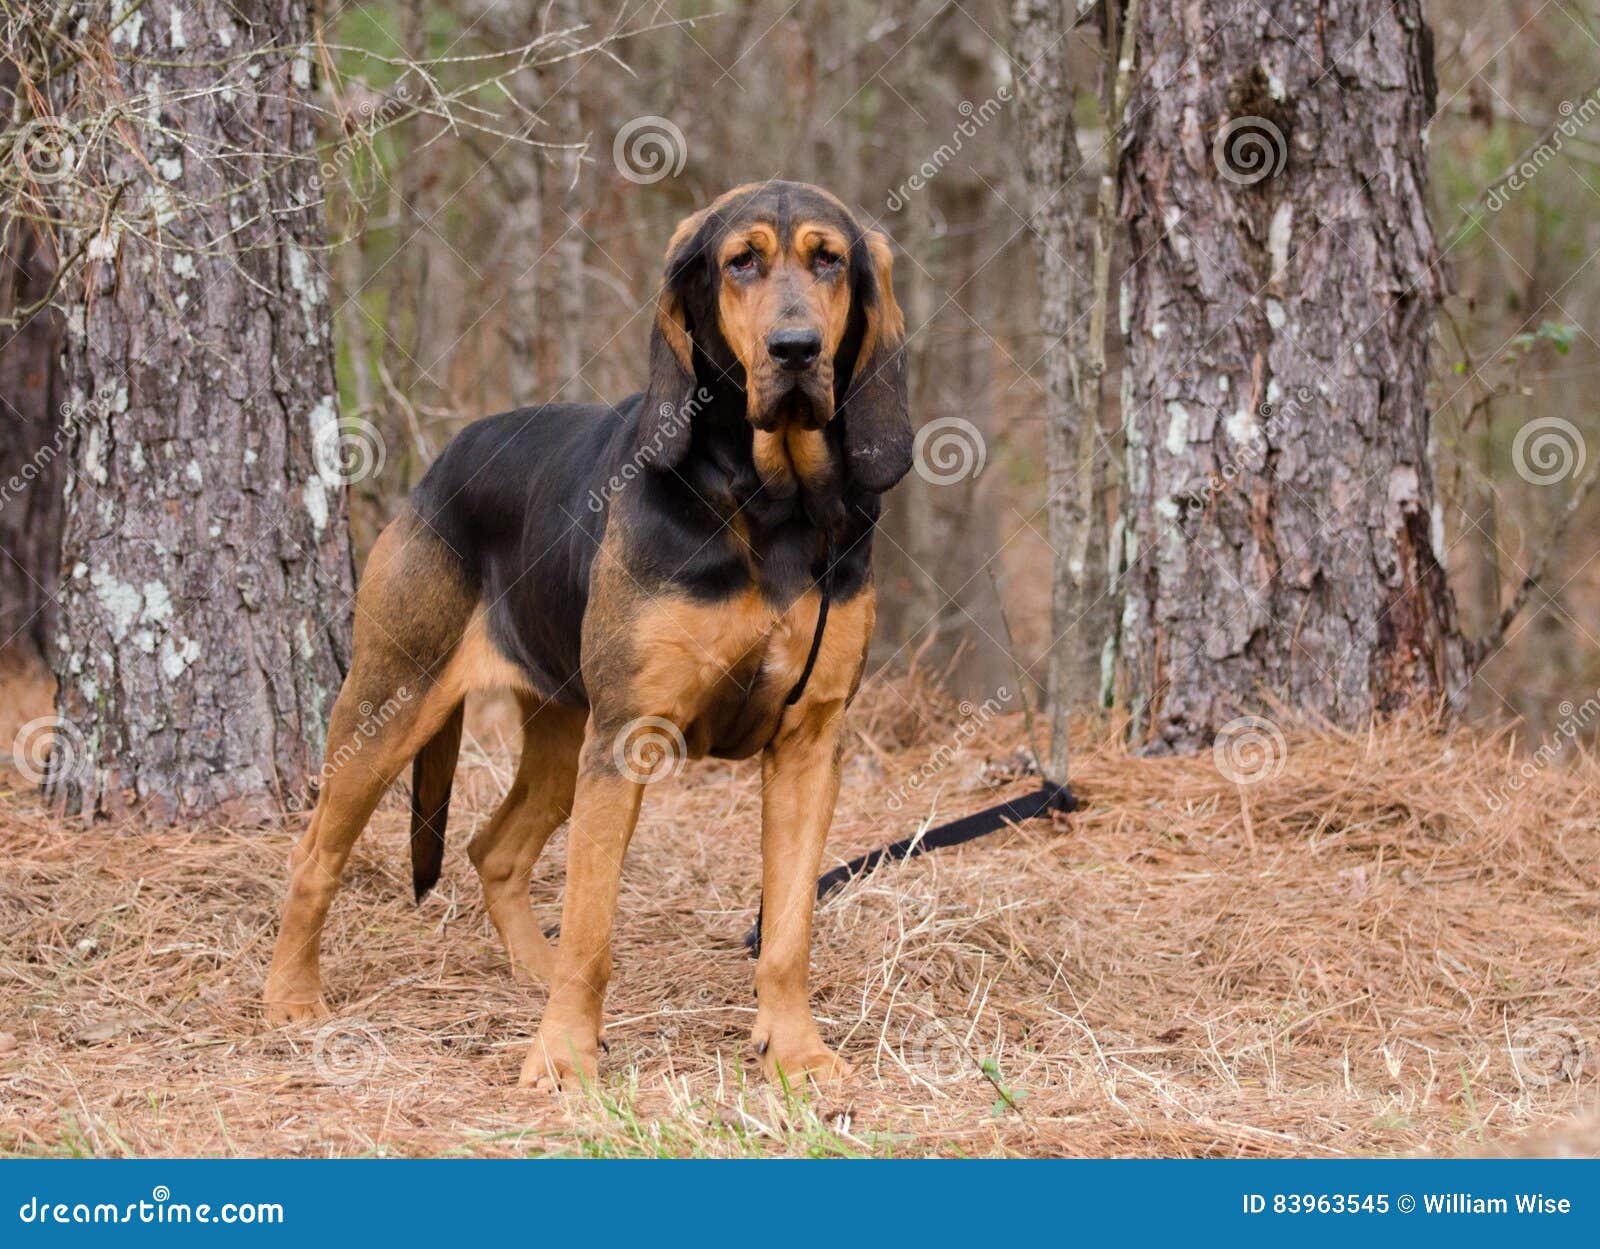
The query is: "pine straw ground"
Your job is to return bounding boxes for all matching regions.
[1,675,1598,1158]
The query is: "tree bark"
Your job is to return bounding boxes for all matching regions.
[1009,0,1116,779]
[0,216,64,662]
[503,144,545,401]
[0,55,65,664]
[536,0,586,401]
[47,0,355,821]
[1119,0,1465,751]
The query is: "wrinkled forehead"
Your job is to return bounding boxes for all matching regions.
[705,182,859,250]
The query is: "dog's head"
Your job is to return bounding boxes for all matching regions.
[638,181,912,493]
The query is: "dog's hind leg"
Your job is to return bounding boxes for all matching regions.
[468,697,585,983]
[519,745,645,1089]
[264,517,475,1024]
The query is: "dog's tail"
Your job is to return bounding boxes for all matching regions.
[409,700,465,901]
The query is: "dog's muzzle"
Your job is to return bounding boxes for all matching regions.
[749,329,833,431]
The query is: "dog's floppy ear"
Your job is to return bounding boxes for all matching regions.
[637,210,711,470]
[840,229,912,492]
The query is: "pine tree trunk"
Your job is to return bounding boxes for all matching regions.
[47,0,354,821]
[537,0,586,401]
[503,151,544,401]
[496,0,547,399]
[0,216,64,662]
[1009,0,1107,779]
[1119,0,1465,752]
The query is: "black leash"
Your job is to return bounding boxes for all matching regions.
[744,779,1076,956]
[783,535,835,707]
[751,530,1077,956]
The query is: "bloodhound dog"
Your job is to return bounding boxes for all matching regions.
[264,181,912,1089]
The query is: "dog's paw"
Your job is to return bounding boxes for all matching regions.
[263,997,330,1026]
[517,1027,600,1091]
[758,1039,853,1088]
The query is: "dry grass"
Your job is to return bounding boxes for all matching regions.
[1,675,1598,1157]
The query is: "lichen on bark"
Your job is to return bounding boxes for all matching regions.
[1119,0,1465,753]
[46,0,355,822]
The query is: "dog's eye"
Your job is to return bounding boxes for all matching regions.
[812,249,842,273]
[727,250,758,274]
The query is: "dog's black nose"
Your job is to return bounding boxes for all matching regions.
[767,327,822,372]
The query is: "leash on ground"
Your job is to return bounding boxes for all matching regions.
[750,537,1077,955]
[743,781,1076,956]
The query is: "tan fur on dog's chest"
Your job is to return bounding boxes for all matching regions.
[607,584,873,760]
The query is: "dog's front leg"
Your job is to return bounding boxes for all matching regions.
[754,696,853,1087]
[519,721,644,1090]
